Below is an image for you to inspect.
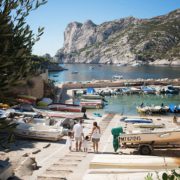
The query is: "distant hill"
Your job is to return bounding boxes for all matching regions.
[55,9,180,65]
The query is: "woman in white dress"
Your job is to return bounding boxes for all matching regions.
[91,122,101,153]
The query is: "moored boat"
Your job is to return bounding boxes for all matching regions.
[48,103,82,112]
[136,105,169,114]
[82,94,103,100]
[112,75,123,80]
[80,101,103,109]
[169,104,180,113]
[141,86,156,94]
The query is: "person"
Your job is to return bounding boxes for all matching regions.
[173,115,177,123]
[91,121,101,153]
[82,135,89,152]
[66,131,73,151]
[73,119,84,151]
[140,102,144,108]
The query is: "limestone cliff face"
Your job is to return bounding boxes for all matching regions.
[55,9,180,65]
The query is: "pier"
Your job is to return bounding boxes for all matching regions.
[57,78,180,104]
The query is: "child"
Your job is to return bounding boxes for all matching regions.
[82,136,89,152]
[66,131,73,151]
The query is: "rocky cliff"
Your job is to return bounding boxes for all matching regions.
[55,9,180,65]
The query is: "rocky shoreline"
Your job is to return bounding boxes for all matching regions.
[55,9,180,65]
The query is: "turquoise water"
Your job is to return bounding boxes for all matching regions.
[49,64,180,115]
[103,94,180,115]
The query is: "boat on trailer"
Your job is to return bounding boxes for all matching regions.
[119,128,180,155]
[120,128,180,144]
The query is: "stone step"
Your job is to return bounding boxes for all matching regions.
[37,174,67,180]
[68,152,87,155]
[60,156,84,160]
[58,159,82,163]
[64,154,86,158]
[46,169,73,175]
[48,165,76,171]
[53,163,78,167]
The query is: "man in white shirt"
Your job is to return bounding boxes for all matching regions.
[73,119,84,151]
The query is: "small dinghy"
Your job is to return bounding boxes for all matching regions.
[123,118,153,124]
[133,123,165,128]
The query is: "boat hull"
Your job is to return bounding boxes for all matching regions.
[48,103,82,112]
[119,129,180,144]
[15,124,63,141]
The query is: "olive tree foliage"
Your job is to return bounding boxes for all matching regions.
[0,0,47,93]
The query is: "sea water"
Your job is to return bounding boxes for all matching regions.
[49,64,180,82]
[49,64,180,115]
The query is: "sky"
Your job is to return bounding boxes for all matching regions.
[27,0,180,56]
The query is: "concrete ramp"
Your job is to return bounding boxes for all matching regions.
[89,154,180,169]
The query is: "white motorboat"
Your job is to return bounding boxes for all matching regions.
[81,94,103,100]
[14,122,64,141]
[137,105,169,114]
[112,75,123,80]
[119,128,180,144]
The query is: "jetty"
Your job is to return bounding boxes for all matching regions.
[57,78,180,104]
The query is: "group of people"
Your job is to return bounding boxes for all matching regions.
[66,119,101,153]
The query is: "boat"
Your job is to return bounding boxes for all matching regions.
[130,87,141,94]
[17,95,37,103]
[119,128,180,144]
[93,113,102,117]
[81,99,104,103]
[116,87,141,95]
[0,103,9,109]
[121,87,131,94]
[53,74,58,77]
[0,109,6,120]
[14,122,64,141]
[136,105,169,114]
[164,85,179,94]
[133,123,165,128]
[89,66,94,70]
[32,107,84,119]
[48,103,82,112]
[131,62,140,67]
[123,118,153,124]
[141,86,156,94]
[12,110,39,117]
[82,94,103,100]
[80,102,103,109]
[169,104,180,113]
[71,71,78,74]
[112,75,123,80]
